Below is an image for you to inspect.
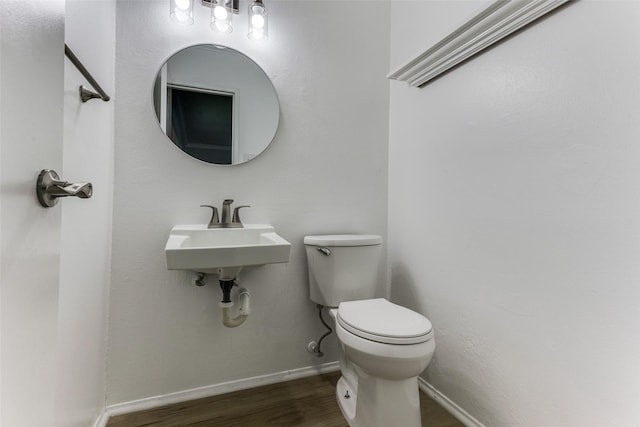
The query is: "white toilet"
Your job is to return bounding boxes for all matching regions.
[304,234,435,427]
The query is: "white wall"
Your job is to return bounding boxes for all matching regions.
[108,0,389,404]
[389,1,640,426]
[56,1,115,425]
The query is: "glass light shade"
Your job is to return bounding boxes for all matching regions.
[248,0,268,40]
[211,0,233,34]
[170,0,194,25]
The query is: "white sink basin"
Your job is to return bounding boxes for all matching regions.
[165,224,291,274]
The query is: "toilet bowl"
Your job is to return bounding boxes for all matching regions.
[333,299,434,427]
[304,235,436,427]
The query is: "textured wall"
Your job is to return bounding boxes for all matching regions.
[108,0,389,404]
[389,1,640,426]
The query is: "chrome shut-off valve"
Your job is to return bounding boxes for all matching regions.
[36,169,93,208]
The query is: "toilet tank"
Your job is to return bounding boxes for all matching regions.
[304,234,383,307]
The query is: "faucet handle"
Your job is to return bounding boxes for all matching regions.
[232,205,250,224]
[200,204,219,227]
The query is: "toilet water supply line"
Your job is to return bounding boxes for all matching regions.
[310,304,333,357]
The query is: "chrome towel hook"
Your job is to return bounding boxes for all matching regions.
[36,169,93,208]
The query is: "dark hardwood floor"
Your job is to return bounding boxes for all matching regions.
[107,371,463,426]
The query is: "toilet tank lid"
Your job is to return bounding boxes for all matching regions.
[304,234,382,247]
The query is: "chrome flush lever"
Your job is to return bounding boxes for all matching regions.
[36,169,93,208]
[316,247,331,256]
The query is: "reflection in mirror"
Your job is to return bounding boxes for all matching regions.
[153,44,279,165]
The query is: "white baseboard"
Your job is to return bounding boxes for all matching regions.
[106,361,340,418]
[92,409,109,427]
[418,378,485,427]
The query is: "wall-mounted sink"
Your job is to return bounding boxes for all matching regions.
[165,224,291,275]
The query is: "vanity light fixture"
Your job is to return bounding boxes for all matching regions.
[210,0,235,34]
[247,0,268,40]
[170,0,194,25]
[170,0,268,41]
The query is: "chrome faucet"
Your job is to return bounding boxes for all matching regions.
[221,199,233,225]
[201,199,250,228]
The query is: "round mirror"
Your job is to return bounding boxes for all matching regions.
[153,44,280,165]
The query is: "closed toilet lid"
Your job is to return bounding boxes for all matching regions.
[337,298,432,345]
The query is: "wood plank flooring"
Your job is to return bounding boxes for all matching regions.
[107,371,464,427]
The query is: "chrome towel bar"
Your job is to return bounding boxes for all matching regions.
[64,44,110,103]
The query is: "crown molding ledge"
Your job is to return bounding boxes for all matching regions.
[387,0,571,88]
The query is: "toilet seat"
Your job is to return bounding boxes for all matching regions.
[337,298,432,345]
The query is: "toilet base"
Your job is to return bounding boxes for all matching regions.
[336,376,357,421]
[336,372,421,427]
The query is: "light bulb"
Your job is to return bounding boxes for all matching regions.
[248,1,268,40]
[211,0,233,34]
[213,5,228,20]
[251,14,265,29]
[175,0,191,10]
[170,0,193,25]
